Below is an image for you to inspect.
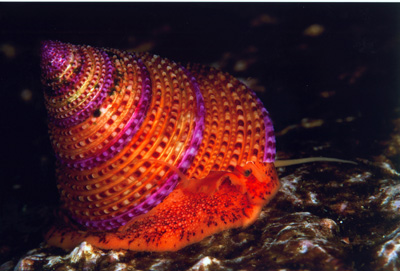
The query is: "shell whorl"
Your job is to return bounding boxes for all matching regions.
[41,41,276,231]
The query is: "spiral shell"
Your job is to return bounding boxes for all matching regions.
[41,41,279,251]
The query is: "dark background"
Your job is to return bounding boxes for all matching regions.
[0,2,399,264]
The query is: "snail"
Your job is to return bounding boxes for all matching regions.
[41,41,353,252]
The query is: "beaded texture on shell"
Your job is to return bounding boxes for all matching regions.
[41,41,279,251]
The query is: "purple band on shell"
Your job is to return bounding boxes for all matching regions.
[62,56,152,171]
[262,106,276,163]
[246,87,276,163]
[52,50,114,128]
[41,41,72,82]
[51,51,84,96]
[76,64,206,230]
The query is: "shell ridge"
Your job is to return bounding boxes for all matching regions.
[51,50,115,128]
[75,64,206,230]
[59,53,152,171]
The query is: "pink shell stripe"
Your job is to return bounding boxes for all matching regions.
[50,49,85,96]
[61,56,152,171]
[41,41,115,129]
[262,108,276,162]
[242,85,276,163]
[41,41,71,82]
[51,50,114,128]
[76,65,206,230]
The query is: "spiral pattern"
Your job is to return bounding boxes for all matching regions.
[41,41,276,231]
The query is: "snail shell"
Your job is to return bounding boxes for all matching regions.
[41,41,279,251]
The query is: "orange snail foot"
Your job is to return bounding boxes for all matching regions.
[45,162,280,252]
